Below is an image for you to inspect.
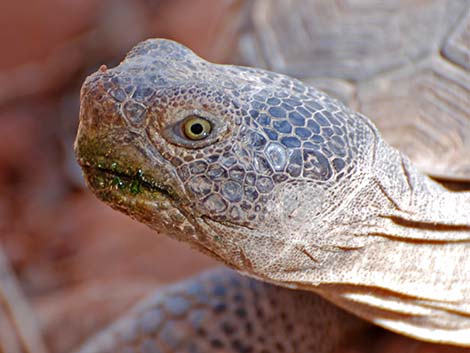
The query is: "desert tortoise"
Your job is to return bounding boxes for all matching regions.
[73,34,469,352]
[73,1,469,351]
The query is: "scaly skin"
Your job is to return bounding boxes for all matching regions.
[74,268,366,353]
[75,39,470,349]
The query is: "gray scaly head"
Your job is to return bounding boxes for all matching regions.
[75,39,470,346]
[75,38,375,267]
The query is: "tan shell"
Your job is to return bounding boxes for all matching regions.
[239,0,470,181]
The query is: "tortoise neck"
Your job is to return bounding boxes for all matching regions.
[372,142,470,239]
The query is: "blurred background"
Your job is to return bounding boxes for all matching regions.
[0,0,468,352]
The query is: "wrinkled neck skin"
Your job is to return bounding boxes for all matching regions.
[371,138,470,232]
[322,139,470,345]
[333,135,470,292]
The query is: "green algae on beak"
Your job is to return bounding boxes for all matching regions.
[83,163,171,199]
[75,134,175,208]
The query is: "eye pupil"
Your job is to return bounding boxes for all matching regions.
[190,123,204,135]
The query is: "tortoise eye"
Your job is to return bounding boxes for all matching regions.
[183,116,212,140]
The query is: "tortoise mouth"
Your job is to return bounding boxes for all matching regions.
[85,164,172,197]
[78,158,175,206]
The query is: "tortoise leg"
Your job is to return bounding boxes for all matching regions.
[74,268,367,353]
[0,246,49,353]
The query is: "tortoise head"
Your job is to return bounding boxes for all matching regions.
[75,39,376,273]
